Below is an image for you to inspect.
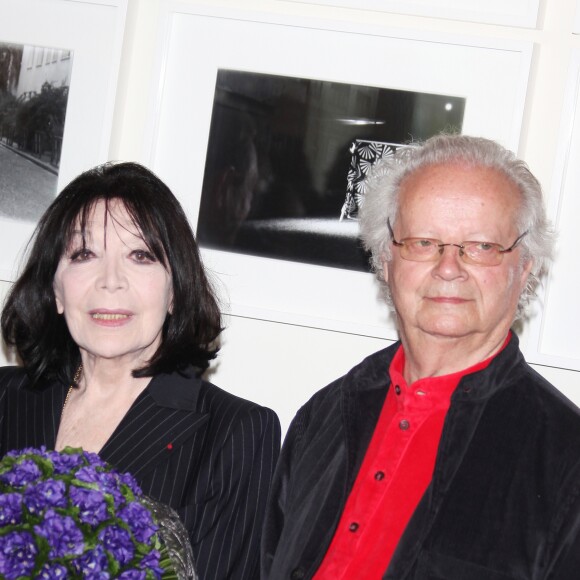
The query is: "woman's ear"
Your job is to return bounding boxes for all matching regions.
[53,283,65,314]
[168,284,174,315]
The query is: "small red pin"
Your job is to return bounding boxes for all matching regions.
[167,443,173,450]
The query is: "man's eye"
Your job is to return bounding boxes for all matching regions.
[475,242,495,252]
[70,249,93,262]
[416,239,435,248]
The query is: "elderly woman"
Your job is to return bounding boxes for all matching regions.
[0,162,280,580]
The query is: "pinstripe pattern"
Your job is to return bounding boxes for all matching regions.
[0,366,281,580]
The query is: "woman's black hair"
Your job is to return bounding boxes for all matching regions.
[1,162,222,385]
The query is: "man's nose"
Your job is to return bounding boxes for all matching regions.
[432,243,467,278]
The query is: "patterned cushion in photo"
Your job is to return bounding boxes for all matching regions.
[340,139,409,220]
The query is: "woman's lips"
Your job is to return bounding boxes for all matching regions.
[89,310,132,324]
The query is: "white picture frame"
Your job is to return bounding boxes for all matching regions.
[524,50,580,372]
[146,3,532,340]
[574,0,580,34]
[280,0,539,28]
[0,0,127,281]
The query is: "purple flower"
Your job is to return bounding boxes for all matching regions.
[69,485,109,525]
[36,562,68,578]
[6,446,48,459]
[118,570,147,580]
[47,450,84,475]
[119,502,158,543]
[139,549,163,577]
[24,479,67,513]
[74,465,102,484]
[0,492,23,526]
[72,544,110,578]
[81,451,107,469]
[119,472,142,497]
[0,530,38,579]
[34,509,85,558]
[98,524,135,566]
[75,468,125,508]
[0,448,167,578]
[0,459,42,487]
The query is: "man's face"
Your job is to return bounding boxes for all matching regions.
[384,162,533,347]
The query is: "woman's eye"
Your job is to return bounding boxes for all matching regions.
[131,250,156,263]
[69,249,94,262]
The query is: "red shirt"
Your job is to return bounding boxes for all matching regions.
[313,337,509,579]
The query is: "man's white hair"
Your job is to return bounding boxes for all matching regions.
[358,134,555,319]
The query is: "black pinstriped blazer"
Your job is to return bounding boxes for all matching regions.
[0,365,280,580]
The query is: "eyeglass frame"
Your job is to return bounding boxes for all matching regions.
[386,219,528,267]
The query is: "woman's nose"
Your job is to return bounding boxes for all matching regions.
[97,258,128,290]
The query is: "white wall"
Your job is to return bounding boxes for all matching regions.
[2,0,580,435]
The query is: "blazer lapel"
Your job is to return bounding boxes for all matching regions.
[40,381,67,450]
[5,379,67,452]
[99,368,209,479]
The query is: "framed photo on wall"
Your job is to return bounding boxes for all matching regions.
[280,0,540,28]
[146,3,532,340]
[195,70,465,273]
[524,49,580,372]
[0,0,127,281]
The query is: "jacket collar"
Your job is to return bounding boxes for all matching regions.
[341,333,523,466]
[146,365,202,410]
[341,342,399,490]
[32,366,208,479]
[453,332,525,401]
[99,367,209,477]
[341,332,524,399]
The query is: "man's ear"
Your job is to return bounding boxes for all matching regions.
[381,253,390,284]
[519,258,534,291]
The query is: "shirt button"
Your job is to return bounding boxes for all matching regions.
[399,419,410,430]
[290,568,305,579]
[349,522,359,532]
[374,471,385,481]
[394,385,401,395]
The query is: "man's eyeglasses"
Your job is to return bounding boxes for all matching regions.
[387,219,528,267]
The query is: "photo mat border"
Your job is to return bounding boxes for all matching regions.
[0,0,128,281]
[147,3,533,340]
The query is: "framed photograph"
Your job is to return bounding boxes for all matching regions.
[195,71,464,273]
[147,3,532,339]
[280,0,540,28]
[574,1,580,34]
[524,50,580,372]
[0,0,127,281]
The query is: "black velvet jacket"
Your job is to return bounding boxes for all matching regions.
[262,334,580,580]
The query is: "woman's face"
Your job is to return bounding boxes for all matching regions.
[53,200,173,368]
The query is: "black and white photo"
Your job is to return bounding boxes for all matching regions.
[0,41,73,223]
[197,69,465,272]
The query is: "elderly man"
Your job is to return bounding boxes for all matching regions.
[261,135,580,579]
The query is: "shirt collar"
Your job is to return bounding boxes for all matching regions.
[389,332,512,407]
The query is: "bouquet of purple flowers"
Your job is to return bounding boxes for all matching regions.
[0,446,195,579]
